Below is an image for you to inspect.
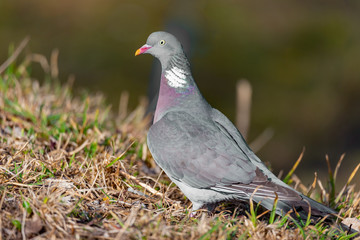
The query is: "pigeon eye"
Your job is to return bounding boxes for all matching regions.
[159,40,166,45]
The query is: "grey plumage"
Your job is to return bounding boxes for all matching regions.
[135,31,336,221]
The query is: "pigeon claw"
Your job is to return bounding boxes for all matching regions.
[189,211,197,218]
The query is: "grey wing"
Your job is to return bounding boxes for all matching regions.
[147,111,258,189]
[148,110,301,202]
[211,108,282,180]
[210,108,302,201]
[210,108,254,157]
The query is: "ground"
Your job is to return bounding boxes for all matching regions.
[0,42,359,239]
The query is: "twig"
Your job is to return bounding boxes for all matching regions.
[335,163,360,203]
[13,139,32,158]
[0,36,30,74]
[0,167,16,176]
[62,132,72,151]
[317,179,327,203]
[50,49,59,79]
[152,170,164,192]
[21,209,26,240]
[306,172,317,197]
[115,203,141,240]
[236,79,252,139]
[109,211,125,228]
[283,147,305,184]
[110,200,133,207]
[6,159,36,182]
[118,91,129,121]
[127,186,150,198]
[3,182,43,188]
[249,128,274,153]
[68,140,90,156]
[0,214,2,240]
[24,54,50,73]
[0,189,6,212]
[334,153,345,181]
[119,170,169,200]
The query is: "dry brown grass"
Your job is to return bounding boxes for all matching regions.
[0,41,359,240]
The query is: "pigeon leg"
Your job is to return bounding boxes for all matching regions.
[189,202,203,217]
[204,203,216,213]
[189,211,197,218]
[192,202,203,211]
[189,202,217,217]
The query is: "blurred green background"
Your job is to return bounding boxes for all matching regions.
[1,0,359,186]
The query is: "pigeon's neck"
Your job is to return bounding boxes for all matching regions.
[164,53,191,74]
[154,53,209,123]
[162,53,191,89]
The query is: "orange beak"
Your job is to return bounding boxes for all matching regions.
[135,44,152,56]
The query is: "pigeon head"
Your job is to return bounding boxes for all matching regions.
[135,31,184,66]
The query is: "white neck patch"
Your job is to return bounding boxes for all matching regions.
[164,66,188,88]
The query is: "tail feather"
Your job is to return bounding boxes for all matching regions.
[252,191,360,236]
[300,194,336,216]
[253,193,336,221]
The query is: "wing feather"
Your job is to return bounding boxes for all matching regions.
[148,110,301,202]
[147,111,257,189]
